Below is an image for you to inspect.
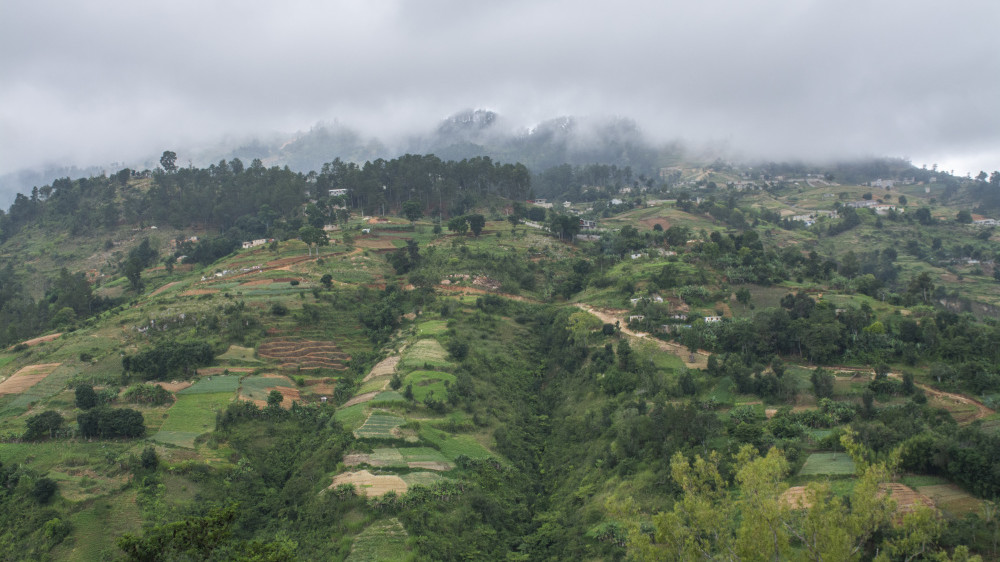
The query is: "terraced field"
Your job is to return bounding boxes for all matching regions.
[256,338,350,370]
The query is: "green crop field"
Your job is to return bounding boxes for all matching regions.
[416,320,448,336]
[354,411,406,439]
[799,452,856,475]
[240,375,294,393]
[419,427,492,460]
[401,471,445,488]
[153,392,233,447]
[403,370,455,402]
[345,518,409,562]
[400,339,452,370]
[400,447,450,465]
[177,375,240,395]
[335,403,368,430]
[369,447,406,467]
[371,390,405,404]
[917,484,982,516]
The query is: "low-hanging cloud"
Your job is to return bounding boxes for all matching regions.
[1,0,998,180]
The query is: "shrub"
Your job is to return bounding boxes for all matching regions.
[31,478,58,504]
[75,384,97,410]
[122,384,174,406]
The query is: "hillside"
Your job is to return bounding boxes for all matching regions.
[1,157,1000,559]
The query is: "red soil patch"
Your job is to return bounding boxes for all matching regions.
[0,363,62,395]
[780,486,813,509]
[150,281,181,296]
[364,356,400,382]
[257,338,350,370]
[16,333,62,348]
[343,391,379,408]
[240,385,301,409]
[155,381,193,392]
[881,483,936,519]
[329,470,407,497]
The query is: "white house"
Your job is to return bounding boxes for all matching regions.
[703,316,723,323]
[242,239,268,249]
[328,189,348,197]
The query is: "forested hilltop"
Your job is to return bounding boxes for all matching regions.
[1,152,1000,560]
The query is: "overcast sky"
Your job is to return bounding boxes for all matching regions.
[2,0,998,180]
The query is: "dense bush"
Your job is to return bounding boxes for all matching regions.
[122,341,215,380]
[77,407,145,439]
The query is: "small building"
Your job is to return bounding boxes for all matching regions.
[242,238,269,249]
[628,315,644,323]
[580,219,597,230]
[328,189,348,197]
[703,316,723,323]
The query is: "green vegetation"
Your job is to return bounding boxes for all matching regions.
[0,155,999,559]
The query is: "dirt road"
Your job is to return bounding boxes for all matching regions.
[574,303,708,369]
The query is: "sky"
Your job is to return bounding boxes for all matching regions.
[2,0,999,182]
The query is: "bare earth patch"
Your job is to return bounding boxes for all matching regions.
[881,483,935,518]
[155,381,193,392]
[780,486,812,509]
[575,303,708,369]
[16,333,62,348]
[241,386,301,409]
[364,356,400,382]
[150,281,181,297]
[257,338,350,370]
[330,470,408,497]
[0,363,62,395]
[343,391,379,408]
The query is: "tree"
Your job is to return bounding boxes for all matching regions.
[957,210,973,224]
[811,368,835,399]
[735,287,752,311]
[467,214,486,236]
[159,150,177,173]
[23,410,64,441]
[916,207,934,225]
[298,226,328,256]
[75,384,97,410]
[124,256,144,292]
[140,446,159,470]
[320,274,333,289]
[447,216,468,235]
[402,200,423,224]
[267,390,284,408]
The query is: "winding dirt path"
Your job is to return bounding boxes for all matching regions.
[574,304,708,369]
[829,365,993,422]
[888,372,993,421]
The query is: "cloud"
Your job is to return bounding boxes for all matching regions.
[1,0,999,179]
